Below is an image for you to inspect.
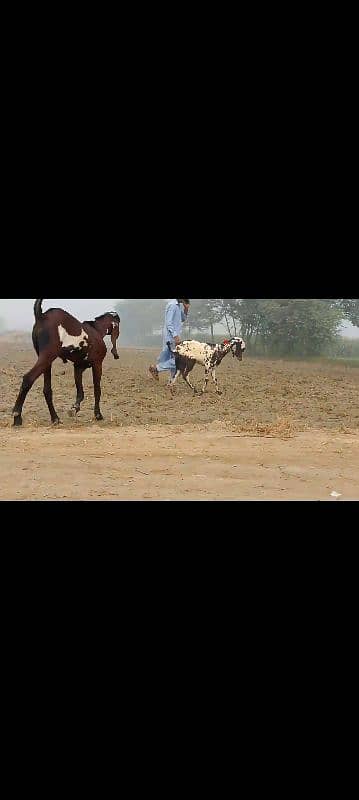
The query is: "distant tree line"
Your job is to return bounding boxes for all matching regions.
[115,299,359,357]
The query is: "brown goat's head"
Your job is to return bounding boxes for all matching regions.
[105,312,121,359]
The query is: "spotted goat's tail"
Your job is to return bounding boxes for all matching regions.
[34,299,44,321]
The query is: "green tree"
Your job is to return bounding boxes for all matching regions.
[337,299,359,327]
[184,299,224,341]
[319,300,359,328]
[260,299,343,356]
[219,300,242,337]
[233,300,271,346]
[218,299,343,356]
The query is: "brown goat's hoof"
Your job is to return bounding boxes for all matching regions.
[13,416,22,427]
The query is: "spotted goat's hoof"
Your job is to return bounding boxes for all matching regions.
[13,415,22,427]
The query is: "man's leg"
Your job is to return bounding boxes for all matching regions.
[149,364,159,380]
[149,346,175,381]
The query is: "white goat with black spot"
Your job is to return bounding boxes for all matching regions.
[167,337,246,396]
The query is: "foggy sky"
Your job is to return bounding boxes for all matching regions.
[0,298,358,337]
[0,299,118,330]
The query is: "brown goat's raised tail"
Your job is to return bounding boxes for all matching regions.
[34,299,44,321]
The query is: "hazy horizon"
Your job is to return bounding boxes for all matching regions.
[0,298,358,338]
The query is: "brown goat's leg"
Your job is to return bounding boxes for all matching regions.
[92,363,103,421]
[43,366,61,424]
[13,358,48,426]
[70,365,85,415]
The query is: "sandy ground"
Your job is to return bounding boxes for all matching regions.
[0,339,358,501]
[0,424,358,501]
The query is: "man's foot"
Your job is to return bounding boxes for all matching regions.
[149,365,159,381]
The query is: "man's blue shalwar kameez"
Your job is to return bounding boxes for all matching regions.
[157,299,187,377]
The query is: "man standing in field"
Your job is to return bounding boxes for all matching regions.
[149,298,190,382]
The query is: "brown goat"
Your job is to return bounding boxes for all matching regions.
[13,299,120,427]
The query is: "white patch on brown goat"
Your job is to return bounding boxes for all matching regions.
[58,325,89,350]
